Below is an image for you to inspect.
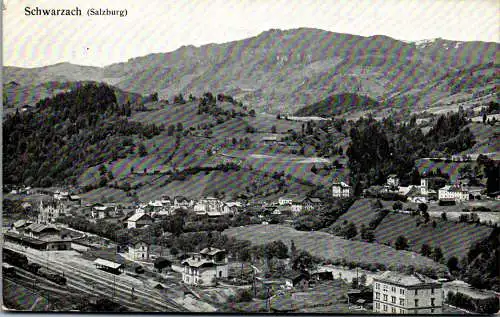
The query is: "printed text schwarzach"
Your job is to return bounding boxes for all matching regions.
[25,6,82,16]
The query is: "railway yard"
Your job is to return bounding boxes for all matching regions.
[2,242,187,312]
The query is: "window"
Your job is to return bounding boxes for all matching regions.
[400,309,404,314]
[414,299,419,307]
[431,309,434,313]
[400,289,405,295]
[219,271,222,278]
[391,296,396,304]
[383,284,388,292]
[376,292,380,300]
[392,286,396,292]
[415,289,418,295]
[392,307,396,313]
[431,288,434,294]
[383,294,388,301]
[375,283,380,290]
[376,302,380,309]
[383,305,387,312]
[400,298,405,306]
[431,298,435,306]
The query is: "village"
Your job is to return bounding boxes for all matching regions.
[3,169,499,313]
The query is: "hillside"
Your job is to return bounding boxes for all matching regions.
[295,93,380,117]
[374,212,493,261]
[4,28,498,114]
[224,224,442,271]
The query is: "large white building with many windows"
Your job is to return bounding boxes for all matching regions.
[373,271,443,314]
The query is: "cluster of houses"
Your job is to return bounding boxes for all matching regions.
[364,175,485,204]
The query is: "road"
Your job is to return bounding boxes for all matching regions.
[4,242,188,312]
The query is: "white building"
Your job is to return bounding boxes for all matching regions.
[438,184,469,202]
[332,182,352,198]
[128,238,150,261]
[194,197,225,215]
[373,271,443,314]
[38,200,66,224]
[181,247,228,286]
[278,195,299,206]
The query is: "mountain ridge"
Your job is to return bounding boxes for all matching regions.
[4,28,498,114]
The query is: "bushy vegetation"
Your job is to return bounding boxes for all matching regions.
[347,110,474,194]
[3,83,163,187]
[446,291,499,314]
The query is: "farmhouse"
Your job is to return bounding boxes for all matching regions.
[373,271,443,314]
[127,212,153,229]
[91,204,117,219]
[438,184,469,202]
[332,182,352,198]
[181,247,228,286]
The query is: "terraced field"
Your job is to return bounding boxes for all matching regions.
[374,212,494,260]
[224,225,442,271]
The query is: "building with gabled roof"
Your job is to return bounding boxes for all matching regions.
[127,212,153,229]
[181,247,228,286]
[438,184,469,202]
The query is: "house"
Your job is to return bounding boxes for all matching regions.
[406,186,428,204]
[223,202,242,215]
[373,271,443,314]
[173,196,191,209]
[438,184,469,202]
[128,237,151,261]
[332,182,352,198]
[283,272,310,290]
[181,247,228,286]
[127,212,153,229]
[387,174,400,188]
[302,197,322,211]
[290,198,304,214]
[69,195,82,205]
[54,190,69,201]
[38,200,66,224]
[194,197,225,215]
[278,195,299,206]
[261,136,278,143]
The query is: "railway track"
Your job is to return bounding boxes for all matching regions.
[4,244,187,312]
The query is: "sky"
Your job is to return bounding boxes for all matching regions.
[3,0,499,67]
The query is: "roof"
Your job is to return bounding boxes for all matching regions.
[200,247,225,256]
[94,258,123,269]
[332,182,351,188]
[148,200,163,207]
[440,185,467,193]
[388,174,398,178]
[375,271,439,287]
[25,223,59,233]
[127,212,152,222]
[181,258,215,268]
[174,196,189,202]
[406,186,426,198]
[306,197,322,203]
[13,219,31,228]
